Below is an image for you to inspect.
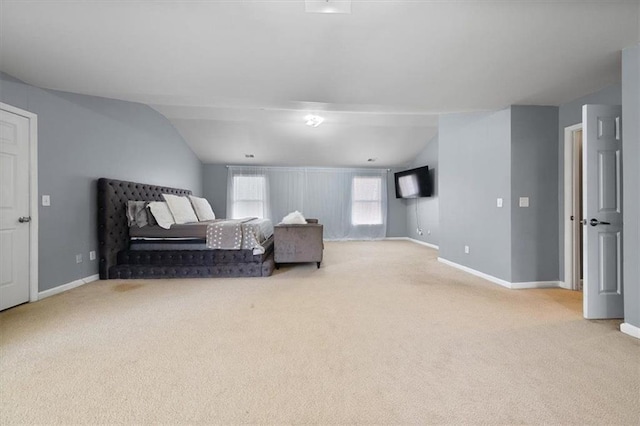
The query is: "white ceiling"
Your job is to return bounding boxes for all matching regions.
[1,0,638,167]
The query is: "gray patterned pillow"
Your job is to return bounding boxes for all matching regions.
[127,200,149,227]
[146,203,157,226]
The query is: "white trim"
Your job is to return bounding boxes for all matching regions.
[438,257,512,288]
[509,281,563,289]
[0,102,39,303]
[38,274,99,300]
[563,126,574,289]
[620,323,640,339]
[408,238,438,250]
[437,257,562,290]
[385,237,439,250]
[563,123,582,291]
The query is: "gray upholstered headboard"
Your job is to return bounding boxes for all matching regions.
[97,178,192,279]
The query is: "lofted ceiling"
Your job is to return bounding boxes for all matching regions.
[0,0,638,167]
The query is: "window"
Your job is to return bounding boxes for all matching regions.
[351,176,383,225]
[231,175,267,219]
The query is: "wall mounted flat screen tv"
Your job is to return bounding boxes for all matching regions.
[395,166,432,198]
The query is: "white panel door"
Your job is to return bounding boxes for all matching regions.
[582,105,623,319]
[0,110,30,310]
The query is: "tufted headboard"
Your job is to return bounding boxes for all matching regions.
[97,178,192,279]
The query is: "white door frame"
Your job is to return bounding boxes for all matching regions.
[563,123,583,290]
[1,102,38,302]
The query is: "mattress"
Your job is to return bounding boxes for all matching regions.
[129,221,215,239]
[121,236,274,264]
[129,238,207,251]
[129,218,274,255]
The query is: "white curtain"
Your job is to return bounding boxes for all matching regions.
[227,166,388,240]
[226,167,271,219]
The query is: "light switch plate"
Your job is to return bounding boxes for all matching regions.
[519,197,529,207]
[42,195,50,206]
[497,198,503,208]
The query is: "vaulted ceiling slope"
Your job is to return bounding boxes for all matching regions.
[1,0,638,167]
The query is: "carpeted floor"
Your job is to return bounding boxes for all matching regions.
[1,241,638,424]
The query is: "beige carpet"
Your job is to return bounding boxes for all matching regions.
[1,241,638,424]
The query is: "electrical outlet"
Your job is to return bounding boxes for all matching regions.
[464,245,470,254]
[42,195,51,206]
[519,197,529,207]
[497,198,503,208]
[89,251,96,261]
[76,254,83,264]
[417,228,423,235]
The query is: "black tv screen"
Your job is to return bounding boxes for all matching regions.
[395,166,432,198]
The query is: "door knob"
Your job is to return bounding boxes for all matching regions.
[18,216,31,223]
[589,218,610,226]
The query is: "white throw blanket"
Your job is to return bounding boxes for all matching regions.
[205,218,273,254]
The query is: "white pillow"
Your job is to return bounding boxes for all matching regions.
[147,201,175,229]
[188,195,216,221]
[281,210,307,225]
[162,194,199,224]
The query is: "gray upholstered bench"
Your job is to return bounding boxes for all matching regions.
[273,219,324,269]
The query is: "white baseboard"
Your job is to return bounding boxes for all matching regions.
[437,257,562,290]
[38,274,100,300]
[385,237,439,250]
[620,323,640,339]
[438,257,512,288]
[408,238,439,250]
[509,281,563,289]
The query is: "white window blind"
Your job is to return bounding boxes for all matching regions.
[351,176,383,225]
[231,175,267,219]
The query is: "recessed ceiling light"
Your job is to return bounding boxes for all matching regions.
[304,114,324,127]
[245,154,255,158]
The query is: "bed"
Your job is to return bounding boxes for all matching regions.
[97,178,275,279]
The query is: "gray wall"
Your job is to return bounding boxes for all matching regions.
[386,169,407,238]
[439,109,513,282]
[202,164,228,218]
[622,44,639,329]
[439,106,559,283]
[202,163,408,237]
[405,134,439,245]
[510,106,559,282]
[0,73,203,291]
[557,84,622,279]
